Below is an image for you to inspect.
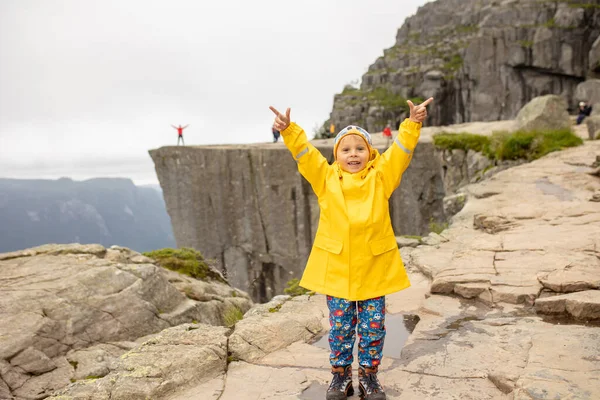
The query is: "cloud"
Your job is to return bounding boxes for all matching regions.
[0,0,429,184]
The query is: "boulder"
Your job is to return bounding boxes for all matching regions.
[396,236,421,248]
[535,290,600,320]
[443,193,467,217]
[515,95,571,132]
[586,115,600,140]
[575,79,600,109]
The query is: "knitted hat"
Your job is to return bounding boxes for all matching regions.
[333,125,374,160]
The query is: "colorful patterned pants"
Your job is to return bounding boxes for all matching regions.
[327,295,386,368]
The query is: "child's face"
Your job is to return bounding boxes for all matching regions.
[336,135,369,173]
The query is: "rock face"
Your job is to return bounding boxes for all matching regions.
[149,139,446,302]
[328,0,600,132]
[587,114,600,139]
[0,244,252,400]
[575,78,600,110]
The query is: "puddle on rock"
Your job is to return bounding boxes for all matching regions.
[311,313,420,359]
[298,382,328,400]
[535,178,575,201]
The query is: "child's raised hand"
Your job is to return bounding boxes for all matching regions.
[269,106,291,132]
[407,97,434,123]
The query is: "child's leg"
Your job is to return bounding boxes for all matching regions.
[327,295,357,367]
[357,296,386,367]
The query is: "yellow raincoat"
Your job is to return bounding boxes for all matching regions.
[281,118,422,301]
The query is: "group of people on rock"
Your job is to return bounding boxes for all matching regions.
[171,99,592,148]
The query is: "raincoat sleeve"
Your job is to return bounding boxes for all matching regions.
[378,118,421,198]
[281,122,328,198]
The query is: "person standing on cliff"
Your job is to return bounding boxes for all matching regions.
[272,127,281,142]
[172,124,188,146]
[270,97,433,400]
[382,122,392,148]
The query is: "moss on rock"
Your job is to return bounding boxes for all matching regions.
[143,247,226,283]
[433,128,582,161]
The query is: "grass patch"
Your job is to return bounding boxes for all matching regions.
[566,1,600,9]
[367,87,409,112]
[143,248,226,283]
[543,18,556,28]
[455,24,479,34]
[283,278,315,297]
[443,54,464,72]
[269,304,283,313]
[223,305,244,327]
[401,235,423,241]
[433,133,490,153]
[182,286,202,301]
[488,129,583,160]
[341,86,361,95]
[227,354,240,364]
[517,40,534,48]
[433,128,582,161]
[429,219,449,235]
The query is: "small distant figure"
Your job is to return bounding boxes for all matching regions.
[272,127,281,142]
[172,124,188,145]
[382,123,392,148]
[577,101,592,125]
[329,123,336,138]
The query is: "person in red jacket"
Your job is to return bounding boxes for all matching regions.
[172,124,188,146]
[382,123,392,148]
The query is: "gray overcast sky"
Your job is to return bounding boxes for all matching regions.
[0,0,429,185]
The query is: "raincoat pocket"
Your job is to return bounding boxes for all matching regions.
[369,236,397,255]
[313,235,343,254]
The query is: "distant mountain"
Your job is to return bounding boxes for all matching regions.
[0,177,176,253]
[140,183,163,193]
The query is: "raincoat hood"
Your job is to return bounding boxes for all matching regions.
[333,125,376,162]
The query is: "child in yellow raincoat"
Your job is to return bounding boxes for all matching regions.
[270,97,433,400]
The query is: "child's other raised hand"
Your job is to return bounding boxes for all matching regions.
[407,97,434,123]
[269,106,291,132]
